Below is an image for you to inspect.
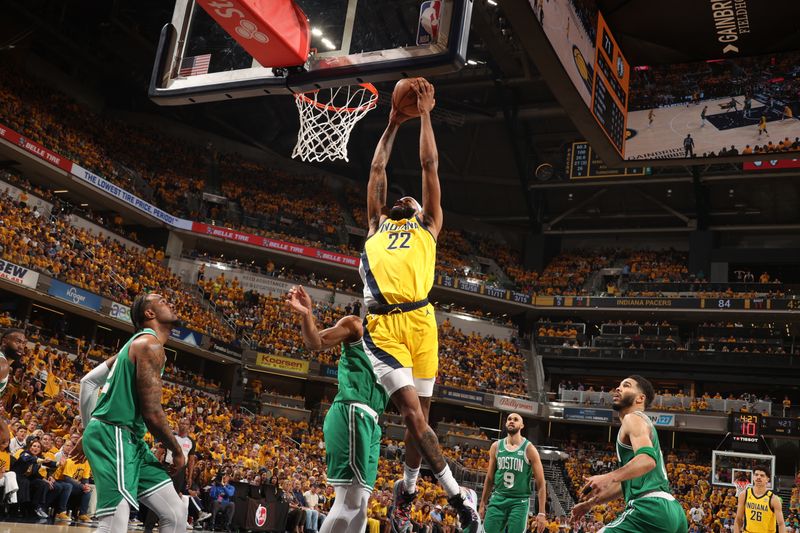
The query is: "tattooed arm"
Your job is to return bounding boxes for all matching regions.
[132,336,184,470]
[367,122,400,236]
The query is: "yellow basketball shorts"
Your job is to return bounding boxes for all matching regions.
[362,303,438,381]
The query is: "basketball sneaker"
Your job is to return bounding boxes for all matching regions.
[389,478,416,533]
[448,487,482,533]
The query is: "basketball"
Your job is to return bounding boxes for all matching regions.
[392,78,422,119]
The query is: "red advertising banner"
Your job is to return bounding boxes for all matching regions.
[192,222,360,267]
[193,0,309,68]
[0,124,74,172]
[743,158,800,171]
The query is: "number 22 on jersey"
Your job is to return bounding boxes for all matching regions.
[386,231,412,250]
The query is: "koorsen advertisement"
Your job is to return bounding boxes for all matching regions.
[255,353,309,375]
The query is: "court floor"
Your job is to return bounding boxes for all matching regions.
[0,524,93,532]
[0,523,196,532]
[626,97,799,159]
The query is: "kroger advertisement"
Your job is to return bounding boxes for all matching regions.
[47,280,102,311]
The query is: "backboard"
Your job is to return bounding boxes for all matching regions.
[711,450,774,490]
[149,0,472,105]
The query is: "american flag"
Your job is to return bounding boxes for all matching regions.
[179,54,211,77]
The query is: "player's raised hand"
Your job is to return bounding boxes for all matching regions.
[414,78,436,115]
[389,107,411,125]
[285,285,313,316]
[569,500,592,525]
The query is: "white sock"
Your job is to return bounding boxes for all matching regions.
[434,465,460,498]
[403,464,420,494]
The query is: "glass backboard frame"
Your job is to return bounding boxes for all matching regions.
[149,0,472,105]
[711,450,775,489]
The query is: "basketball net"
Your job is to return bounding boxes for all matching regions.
[734,479,751,497]
[292,83,379,162]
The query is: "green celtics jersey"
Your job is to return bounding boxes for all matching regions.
[333,340,388,415]
[616,411,671,502]
[492,437,533,499]
[92,329,161,439]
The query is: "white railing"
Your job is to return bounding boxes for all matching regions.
[559,389,772,415]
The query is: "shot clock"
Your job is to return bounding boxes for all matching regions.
[729,413,761,453]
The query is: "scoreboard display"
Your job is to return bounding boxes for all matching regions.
[591,12,629,157]
[566,141,646,179]
[730,413,761,438]
[729,413,761,452]
[762,416,799,436]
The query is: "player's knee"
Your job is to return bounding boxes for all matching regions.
[400,405,426,433]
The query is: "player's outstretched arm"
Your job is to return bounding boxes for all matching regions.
[528,444,548,533]
[773,494,787,533]
[285,285,362,351]
[414,79,443,238]
[478,441,498,518]
[582,414,655,499]
[733,490,746,533]
[367,122,400,236]
[133,337,183,470]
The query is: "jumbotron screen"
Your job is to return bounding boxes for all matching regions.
[528,0,800,163]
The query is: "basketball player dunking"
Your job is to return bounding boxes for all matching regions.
[361,78,480,532]
[570,376,687,533]
[734,467,786,533]
[77,293,188,532]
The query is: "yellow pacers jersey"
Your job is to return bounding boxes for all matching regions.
[743,488,776,533]
[360,215,436,306]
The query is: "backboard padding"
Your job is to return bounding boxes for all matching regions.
[150,0,472,104]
